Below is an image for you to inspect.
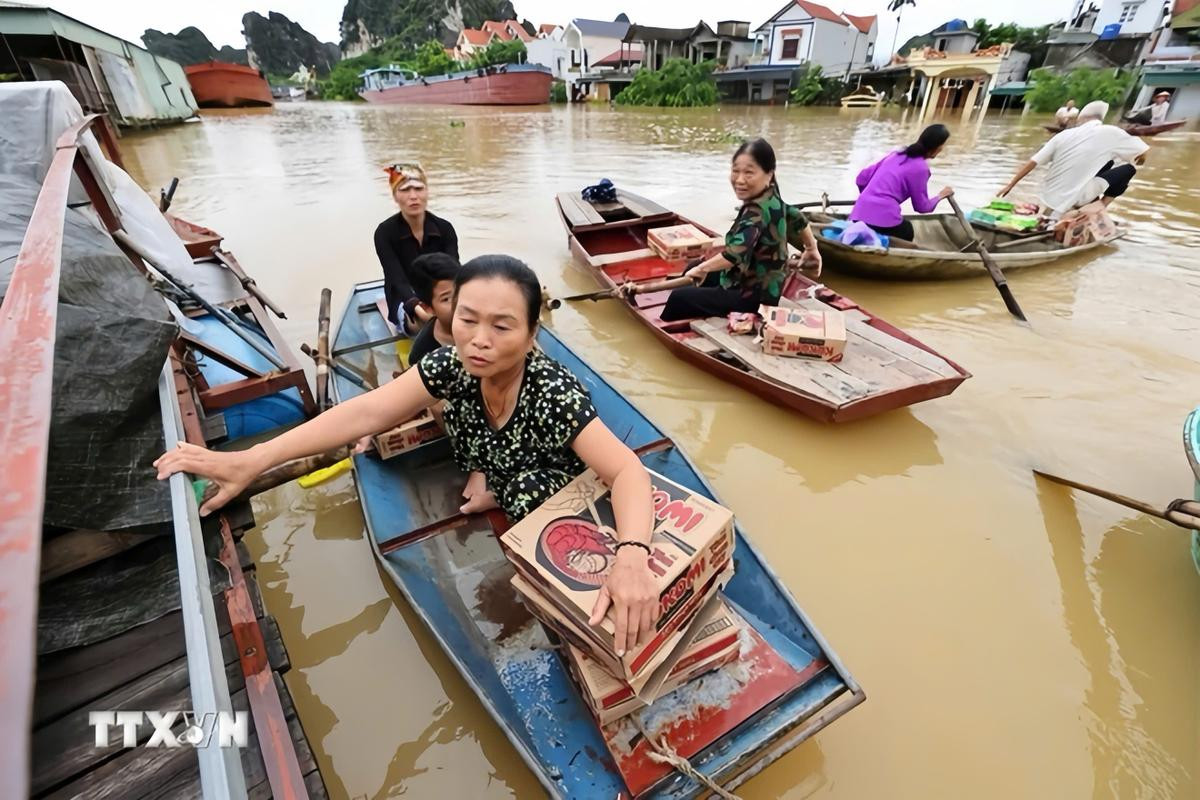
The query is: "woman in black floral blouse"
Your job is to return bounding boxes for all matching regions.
[156,255,661,654]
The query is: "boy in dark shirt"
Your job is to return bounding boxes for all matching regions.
[407,252,460,366]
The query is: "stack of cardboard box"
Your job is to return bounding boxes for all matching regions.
[499,468,736,714]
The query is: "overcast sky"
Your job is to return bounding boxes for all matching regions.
[49,0,1078,56]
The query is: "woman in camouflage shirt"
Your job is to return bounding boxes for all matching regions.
[660,138,821,321]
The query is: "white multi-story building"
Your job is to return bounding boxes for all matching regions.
[1091,0,1170,36]
[750,0,878,77]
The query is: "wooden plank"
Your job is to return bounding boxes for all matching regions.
[34,612,191,727]
[30,654,247,794]
[556,192,590,226]
[304,769,331,800]
[593,247,654,266]
[681,336,722,356]
[244,570,266,620]
[838,308,962,379]
[236,539,254,572]
[690,320,868,405]
[780,298,944,389]
[42,731,201,800]
[40,529,157,583]
[617,190,671,218]
[260,616,292,675]
[557,192,605,226]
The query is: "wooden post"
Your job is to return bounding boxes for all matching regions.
[919,73,937,120]
[961,79,981,122]
[315,288,331,411]
[976,73,995,126]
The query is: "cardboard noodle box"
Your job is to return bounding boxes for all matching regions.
[512,562,733,701]
[646,224,718,261]
[567,596,742,725]
[372,409,444,459]
[500,469,735,687]
[758,304,847,362]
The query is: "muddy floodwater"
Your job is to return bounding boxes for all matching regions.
[122,103,1200,799]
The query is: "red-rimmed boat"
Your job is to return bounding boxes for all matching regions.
[555,190,971,423]
[185,60,274,108]
[358,63,552,105]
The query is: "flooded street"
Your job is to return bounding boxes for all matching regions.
[122,103,1200,799]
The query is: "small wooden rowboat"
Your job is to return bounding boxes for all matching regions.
[330,280,864,798]
[1042,120,1186,136]
[807,209,1123,281]
[840,88,884,108]
[165,213,223,258]
[555,190,969,423]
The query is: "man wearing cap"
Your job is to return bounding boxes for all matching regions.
[997,101,1149,217]
[1126,91,1172,127]
[374,163,459,331]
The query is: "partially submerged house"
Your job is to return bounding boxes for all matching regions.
[0,1,197,126]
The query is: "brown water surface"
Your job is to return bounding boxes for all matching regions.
[122,104,1200,799]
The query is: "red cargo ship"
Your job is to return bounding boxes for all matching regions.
[358,63,552,105]
[185,60,274,108]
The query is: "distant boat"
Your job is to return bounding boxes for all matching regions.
[840,87,884,108]
[1042,119,1187,136]
[185,60,273,108]
[358,63,553,105]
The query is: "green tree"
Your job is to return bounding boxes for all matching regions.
[467,39,526,68]
[790,64,825,105]
[412,39,457,75]
[615,58,718,107]
[970,19,1052,67]
[1024,67,1134,113]
[319,36,457,99]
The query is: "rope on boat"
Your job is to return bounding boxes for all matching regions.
[633,720,743,800]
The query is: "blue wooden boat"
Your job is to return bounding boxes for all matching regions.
[330,279,865,797]
[1186,407,1200,576]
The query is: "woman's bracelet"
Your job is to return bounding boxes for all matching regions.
[614,540,651,556]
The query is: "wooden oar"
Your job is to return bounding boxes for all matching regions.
[946,193,1028,322]
[1033,469,1200,529]
[548,276,695,309]
[199,447,352,507]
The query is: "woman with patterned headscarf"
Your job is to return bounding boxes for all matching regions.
[374,162,459,332]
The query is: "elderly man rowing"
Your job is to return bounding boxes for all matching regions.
[998,100,1149,217]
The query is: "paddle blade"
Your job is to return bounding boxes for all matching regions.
[999,283,1027,322]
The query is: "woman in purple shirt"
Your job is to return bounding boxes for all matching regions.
[849,124,953,242]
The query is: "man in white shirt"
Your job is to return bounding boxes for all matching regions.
[1126,91,1171,126]
[998,101,1149,216]
[1055,99,1079,127]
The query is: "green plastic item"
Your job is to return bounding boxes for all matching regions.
[986,198,1015,211]
[192,478,209,507]
[967,208,998,224]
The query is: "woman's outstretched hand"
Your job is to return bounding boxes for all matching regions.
[589,546,660,657]
[154,443,264,516]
